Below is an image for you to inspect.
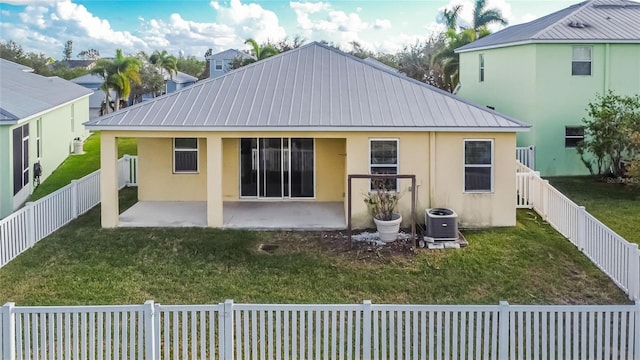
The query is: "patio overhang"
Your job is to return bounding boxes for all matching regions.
[119,201,346,230]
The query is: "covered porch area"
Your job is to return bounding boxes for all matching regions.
[118,201,346,230]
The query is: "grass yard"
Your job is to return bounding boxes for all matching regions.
[548,177,640,245]
[0,188,629,306]
[29,133,137,201]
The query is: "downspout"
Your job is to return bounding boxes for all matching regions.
[604,43,611,93]
[429,132,436,208]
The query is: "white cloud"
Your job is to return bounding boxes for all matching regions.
[289,1,393,48]
[210,0,286,44]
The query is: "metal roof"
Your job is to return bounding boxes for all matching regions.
[71,73,104,85]
[363,57,400,73]
[457,0,640,53]
[85,42,529,132]
[166,71,198,84]
[0,59,93,123]
[206,49,255,61]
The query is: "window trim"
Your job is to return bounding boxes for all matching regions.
[565,126,585,148]
[173,138,199,174]
[463,139,494,193]
[479,54,485,82]
[36,118,42,159]
[571,46,592,76]
[368,138,400,191]
[214,59,223,71]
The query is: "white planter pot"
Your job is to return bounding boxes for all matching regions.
[374,214,402,243]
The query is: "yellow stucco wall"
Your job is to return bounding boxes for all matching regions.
[100,130,516,228]
[137,137,208,201]
[432,132,516,227]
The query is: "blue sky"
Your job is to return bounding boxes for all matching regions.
[0,0,579,60]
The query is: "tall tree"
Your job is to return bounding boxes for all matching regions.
[442,5,463,31]
[77,48,100,60]
[149,49,178,79]
[431,28,487,92]
[63,40,73,61]
[472,0,508,32]
[91,49,141,113]
[177,55,205,78]
[244,38,279,62]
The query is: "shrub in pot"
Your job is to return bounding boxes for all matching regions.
[364,181,402,243]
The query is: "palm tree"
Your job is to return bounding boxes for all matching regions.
[431,28,486,92]
[244,38,279,62]
[442,4,463,31]
[149,50,178,79]
[91,49,141,113]
[472,0,508,33]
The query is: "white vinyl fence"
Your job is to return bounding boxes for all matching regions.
[2,300,639,360]
[516,161,640,301]
[516,145,535,169]
[0,155,138,269]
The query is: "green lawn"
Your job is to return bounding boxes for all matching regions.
[29,133,137,201]
[0,188,629,306]
[548,177,640,245]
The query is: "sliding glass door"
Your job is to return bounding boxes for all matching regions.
[240,138,314,198]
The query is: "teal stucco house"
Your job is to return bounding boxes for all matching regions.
[0,59,92,218]
[455,0,640,176]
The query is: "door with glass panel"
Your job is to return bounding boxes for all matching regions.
[240,138,314,198]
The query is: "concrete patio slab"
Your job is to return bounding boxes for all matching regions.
[118,201,346,230]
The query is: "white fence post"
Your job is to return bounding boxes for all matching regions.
[362,300,372,359]
[2,302,15,360]
[577,206,586,251]
[25,202,36,247]
[498,301,509,360]
[542,179,550,220]
[71,179,79,219]
[224,299,234,360]
[124,154,131,187]
[528,145,535,170]
[628,244,640,301]
[144,300,156,360]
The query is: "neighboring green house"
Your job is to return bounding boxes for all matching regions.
[0,59,92,218]
[455,0,640,176]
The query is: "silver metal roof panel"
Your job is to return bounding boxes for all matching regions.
[457,0,640,52]
[86,42,529,132]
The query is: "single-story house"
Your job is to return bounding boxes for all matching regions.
[166,71,198,93]
[0,59,92,218]
[85,42,529,230]
[70,73,115,118]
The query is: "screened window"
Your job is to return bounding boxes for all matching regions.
[13,124,29,195]
[173,138,198,173]
[369,139,398,191]
[479,54,485,82]
[565,126,585,147]
[215,60,223,71]
[464,140,493,192]
[572,46,591,76]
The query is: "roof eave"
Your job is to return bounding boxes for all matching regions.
[456,38,640,53]
[83,125,530,133]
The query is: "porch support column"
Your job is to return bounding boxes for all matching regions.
[206,135,223,227]
[100,132,119,228]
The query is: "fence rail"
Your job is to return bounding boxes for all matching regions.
[516,145,535,169]
[0,155,138,269]
[515,160,640,301]
[2,300,639,359]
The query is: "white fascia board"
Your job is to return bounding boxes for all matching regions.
[456,39,640,53]
[84,125,530,133]
[4,93,92,127]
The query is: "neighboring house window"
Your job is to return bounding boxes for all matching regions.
[464,140,493,192]
[12,124,29,195]
[479,54,485,82]
[572,46,591,76]
[369,139,398,191]
[215,60,223,71]
[36,118,42,158]
[174,138,198,173]
[565,126,585,147]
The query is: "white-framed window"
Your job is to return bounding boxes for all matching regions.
[464,139,493,193]
[479,54,485,82]
[173,138,199,173]
[369,139,399,191]
[12,124,29,195]
[215,60,223,71]
[572,46,592,76]
[565,126,585,148]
